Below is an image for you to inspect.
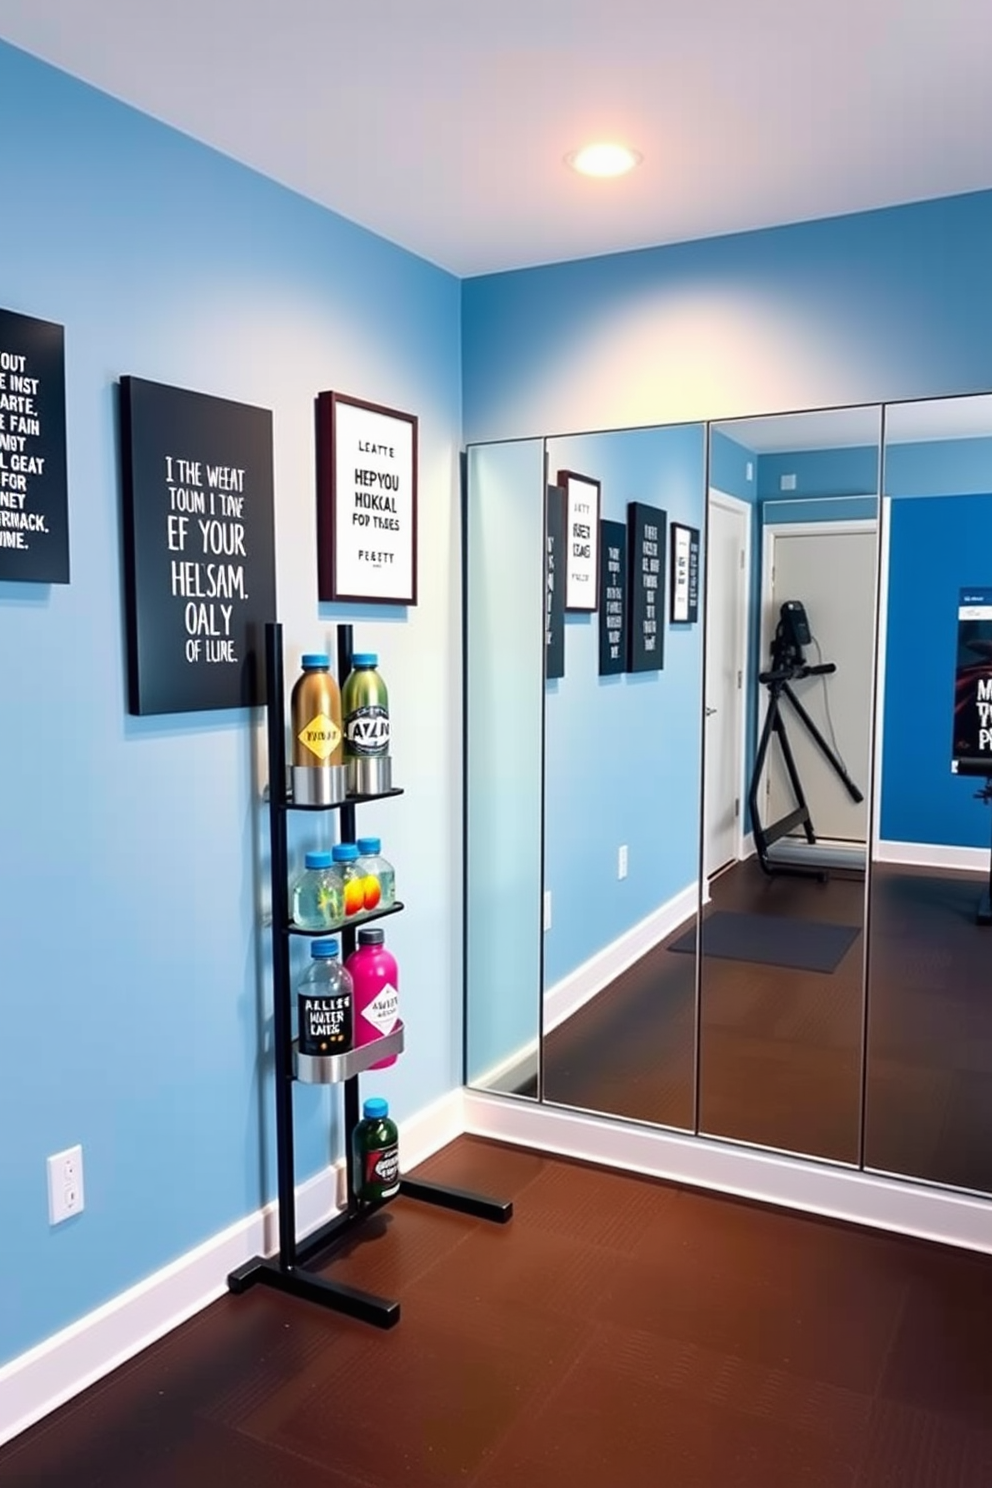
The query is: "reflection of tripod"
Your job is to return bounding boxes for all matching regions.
[748,609,864,881]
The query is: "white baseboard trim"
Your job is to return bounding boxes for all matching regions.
[0,1088,465,1449]
[875,840,988,873]
[463,1091,992,1257]
[544,882,697,1034]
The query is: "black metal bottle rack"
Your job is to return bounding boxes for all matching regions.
[228,622,511,1328]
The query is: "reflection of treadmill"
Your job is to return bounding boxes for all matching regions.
[748,601,865,880]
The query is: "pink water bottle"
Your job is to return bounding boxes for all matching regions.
[346,928,400,1069]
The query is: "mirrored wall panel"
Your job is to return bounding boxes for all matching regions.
[539,424,706,1129]
[465,440,545,1097]
[864,394,992,1194]
[699,407,881,1161]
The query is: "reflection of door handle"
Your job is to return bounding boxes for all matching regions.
[706,706,717,716]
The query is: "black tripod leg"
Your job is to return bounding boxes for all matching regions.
[748,694,779,872]
[781,683,864,804]
[772,707,816,845]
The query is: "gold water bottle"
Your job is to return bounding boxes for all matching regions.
[290,653,346,804]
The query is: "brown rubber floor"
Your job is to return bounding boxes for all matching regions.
[3,1136,992,1486]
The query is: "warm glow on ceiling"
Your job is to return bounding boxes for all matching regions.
[567,143,642,178]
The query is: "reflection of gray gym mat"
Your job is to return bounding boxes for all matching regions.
[669,910,860,973]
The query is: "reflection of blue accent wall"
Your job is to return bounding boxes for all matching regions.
[710,431,757,501]
[885,436,992,496]
[757,445,879,500]
[881,493,992,846]
[544,424,706,984]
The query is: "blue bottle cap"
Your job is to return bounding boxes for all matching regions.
[304,850,333,869]
[311,938,340,958]
[332,842,359,861]
[351,653,378,667]
[356,837,381,855]
[363,1097,389,1119]
[301,653,330,668]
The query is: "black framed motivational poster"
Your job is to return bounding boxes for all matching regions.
[627,501,666,672]
[558,469,600,611]
[0,307,69,584]
[670,522,700,624]
[545,483,566,680]
[119,377,277,716]
[316,391,417,604]
[598,519,627,676]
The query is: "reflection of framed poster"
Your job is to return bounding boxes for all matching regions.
[951,586,992,776]
[316,391,417,604]
[0,306,69,584]
[627,501,666,672]
[120,377,276,715]
[670,522,700,623]
[545,484,566,679]
[598,519,627,675]
[558,469,600,611]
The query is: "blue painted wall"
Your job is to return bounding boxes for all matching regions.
[880,493,992,846]
[462,191,992,445]
[0,42,462,1369]
[757,445,879,501]
[543,425,705,984]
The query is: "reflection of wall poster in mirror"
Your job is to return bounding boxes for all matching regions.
[0,306,69,584]
[598,518,627,675]
[670,522,700,624]
[951,586,992,774]
[316,390,418,605]
[627,501,666,671]
[558,468,600,611]
[545,484,566,679]
[119,376,277,716]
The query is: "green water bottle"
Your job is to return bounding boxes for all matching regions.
[342,653,391,795]
[353,1097,400,1202]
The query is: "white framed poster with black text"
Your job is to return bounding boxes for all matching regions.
[317,391,417,604]
[558,469,600,612]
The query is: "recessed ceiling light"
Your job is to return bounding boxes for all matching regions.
[567,143,642,178]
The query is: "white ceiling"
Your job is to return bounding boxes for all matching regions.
[1,0,991,278]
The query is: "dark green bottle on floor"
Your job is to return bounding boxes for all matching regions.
[353,1096,400,1202]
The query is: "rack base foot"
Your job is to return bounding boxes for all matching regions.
[227,1255,400,1328]
[399,1176,513,1223]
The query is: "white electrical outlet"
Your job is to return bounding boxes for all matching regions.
[47,1144,85,1225]
[618,844,628,880]
[745,460,753,481]
[543,890,552,931]
[780,473,797,491]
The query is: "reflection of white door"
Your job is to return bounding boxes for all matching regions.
[704,491,750,878]
[763,522,876,843]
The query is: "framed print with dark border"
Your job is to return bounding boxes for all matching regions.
[0,306,69,583]
[317,391,417,604]
[119,376,276,715]
[598,519,627,675]
[670,522,700,623]
[558,468,600,611]
[627,501,666,671]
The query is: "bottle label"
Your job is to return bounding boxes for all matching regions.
[361,982,399,1037]
[297,712,342,761]
[299,992,352,1054]
[363,1142,399,1193]
[344,704,390,756]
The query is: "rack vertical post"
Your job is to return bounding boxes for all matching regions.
[229,621,511,1326]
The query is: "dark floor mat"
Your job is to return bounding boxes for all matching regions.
[670,909,861,973]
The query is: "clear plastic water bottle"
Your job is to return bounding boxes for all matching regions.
[332,842,365,918]
[297,938,353,1057]
[353,1096,400,1201]
[291,850,344,930]
[355,837,396,911]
